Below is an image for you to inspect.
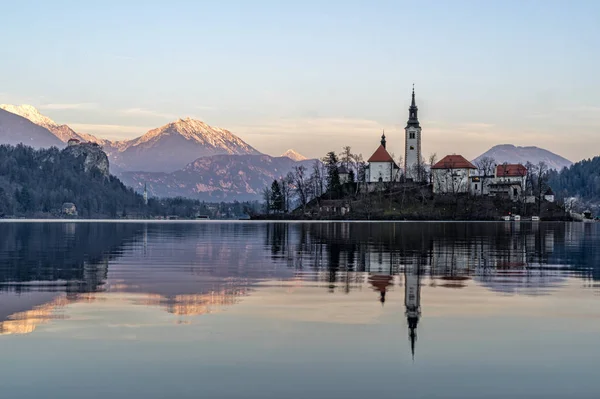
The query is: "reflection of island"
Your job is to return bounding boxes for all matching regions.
[265,222,597,291]
[3,221,599,337]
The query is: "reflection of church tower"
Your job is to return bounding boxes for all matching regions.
[404,264,422,360]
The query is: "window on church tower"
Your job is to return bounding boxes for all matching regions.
[410,146,414,150]
[409,132,415,139]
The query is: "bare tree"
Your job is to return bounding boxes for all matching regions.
[293,165,309,212]
[339,146,353,172]
[536,161,549,210]
[280,172,295,213]
[311,160,324,199]
[262,186,272,214]
[427,153,438,185]
[475,156,496,195]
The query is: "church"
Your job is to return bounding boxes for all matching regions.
[365,87,423,183]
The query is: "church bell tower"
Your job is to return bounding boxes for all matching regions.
[404,86,422,181]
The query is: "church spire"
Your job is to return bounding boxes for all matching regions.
[380,130,386,148]
[406,85,420,128]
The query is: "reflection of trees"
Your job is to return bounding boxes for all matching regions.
[264,222,600,291]
[0,222,143,294]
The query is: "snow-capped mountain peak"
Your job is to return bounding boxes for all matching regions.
[117,117,262,172]
[281,149,308,161]
[0,104,58,129]
[130,117,259,153]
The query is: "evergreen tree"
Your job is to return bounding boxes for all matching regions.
[270,180,284,213]
[323,151,341,198]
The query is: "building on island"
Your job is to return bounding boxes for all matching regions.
[405,86,423,182]
[469,171,495,196]
[338,165,351,184]
[488,164,527,201]
[544,188,555,203]
[62,202,78,216]
[365,132,400,183]
[431,155,477,194]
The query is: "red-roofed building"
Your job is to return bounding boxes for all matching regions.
[365,132,399,183]
[431,155,476,194]
[496,164,527,178]
[489,163,528,201]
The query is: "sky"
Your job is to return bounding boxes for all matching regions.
[1,0,599,162]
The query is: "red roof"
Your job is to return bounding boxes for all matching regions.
[367,144,395,163]
[496,164,527,177]
[431,155,476,169]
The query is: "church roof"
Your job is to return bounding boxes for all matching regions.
[431,155,476,170]
[496,164,527,177]
[367,144,395,163]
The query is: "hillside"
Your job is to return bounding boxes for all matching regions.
[120,154,314,201]
[0,109,64,149]
[473,144,572,170]
[548,155,600,207]
[0,144,142,217]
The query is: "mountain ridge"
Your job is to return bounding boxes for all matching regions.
[120,153,313,201]
[0,105,262,173]
[473,144,572,170]
[0,108,64,148]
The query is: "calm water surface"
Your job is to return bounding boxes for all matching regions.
[1,221,600,399]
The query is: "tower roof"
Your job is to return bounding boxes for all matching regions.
[406,85,420,128]
[367,144,396,163]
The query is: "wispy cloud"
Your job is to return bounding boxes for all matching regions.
[39,103,97,110]
[120,108,177,119]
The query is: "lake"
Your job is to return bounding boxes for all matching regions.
[1,221,600,399]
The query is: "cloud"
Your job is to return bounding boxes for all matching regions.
[69,123,151,140]
[120,108,177,119]
[39,103,97,110]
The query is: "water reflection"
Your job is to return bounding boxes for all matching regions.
[1,221,599,340]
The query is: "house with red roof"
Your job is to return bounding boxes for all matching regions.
[365,132,400,183]
[489,163,528,201]
[431,155,476,194]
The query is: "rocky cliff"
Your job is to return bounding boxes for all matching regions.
[63,142,110,177]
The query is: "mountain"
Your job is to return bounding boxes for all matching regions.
[120,154,313,201]
[114,118,261,172]
[0,106,262,173]
[473,144,572,170]
[0,104,108,145]
[0,108,64,148]
[281,149,308,161]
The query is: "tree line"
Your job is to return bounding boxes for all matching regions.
[0,144,260,219]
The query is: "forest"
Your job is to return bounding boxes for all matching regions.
[548,156,600,207]
[0,144,259,219]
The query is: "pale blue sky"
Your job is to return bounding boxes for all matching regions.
[1,0,599,161]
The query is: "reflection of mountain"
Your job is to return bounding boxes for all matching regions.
[2,221,599,339]
[0,222,295,334]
